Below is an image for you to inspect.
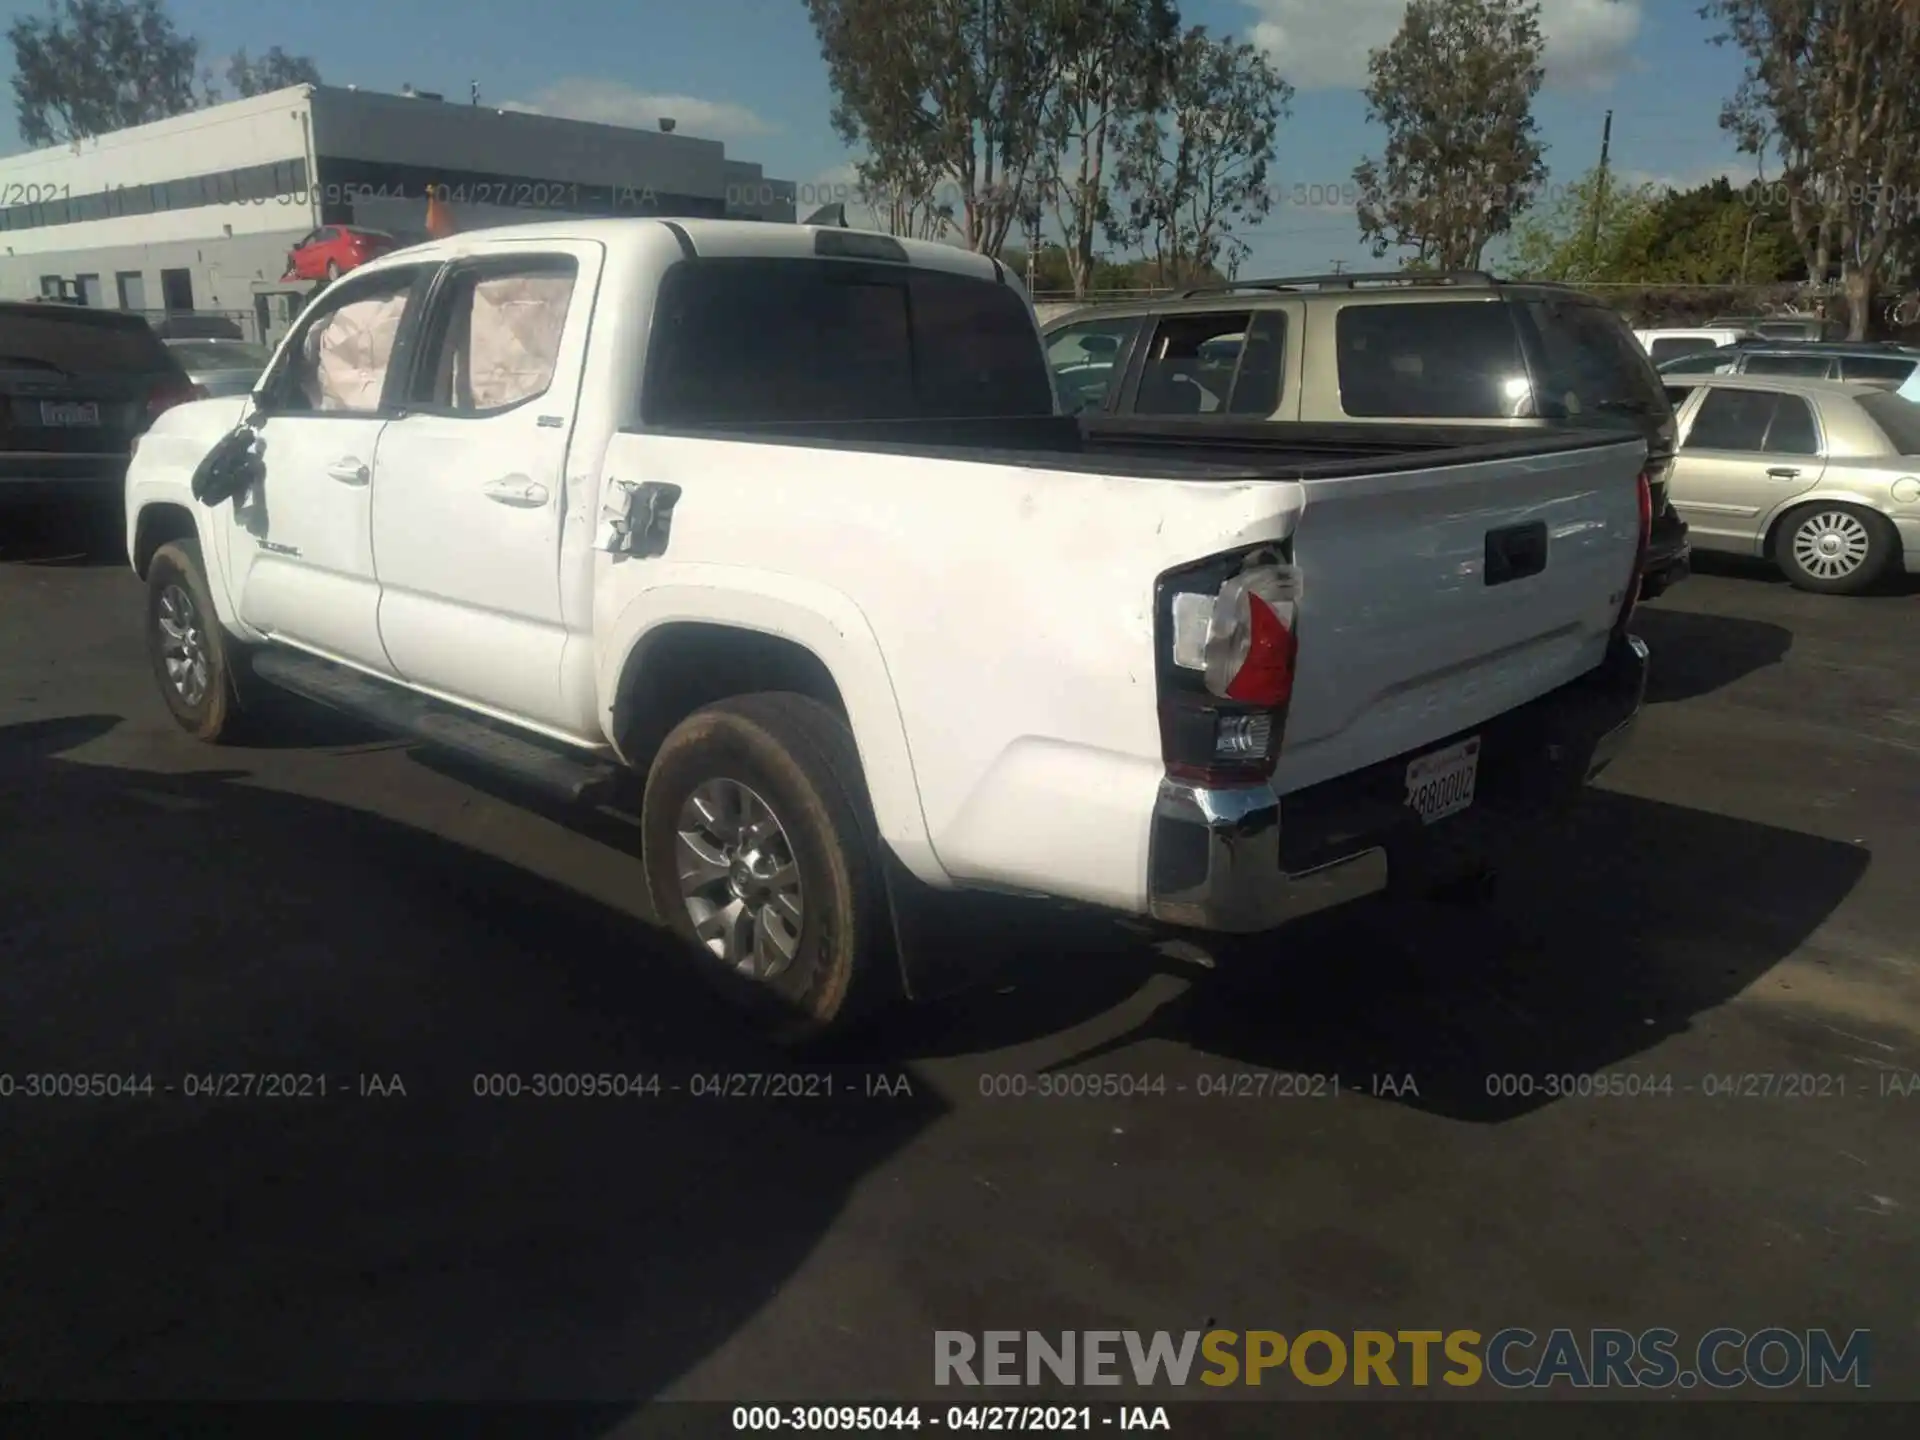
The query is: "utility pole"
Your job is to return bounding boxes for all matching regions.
[1329,259,1348,275]
[1587,110,1613,271]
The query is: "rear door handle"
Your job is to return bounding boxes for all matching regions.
[1766,467,1801,479]
[325,458,370,485]
[482,475,550,507]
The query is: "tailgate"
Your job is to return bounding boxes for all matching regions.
[1273,436,1645,794]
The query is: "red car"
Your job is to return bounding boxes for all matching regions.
[284,225,397,282]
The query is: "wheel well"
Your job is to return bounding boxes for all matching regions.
[1763,498,1893,558]
[613,623,849,771]
[132,504,199,579]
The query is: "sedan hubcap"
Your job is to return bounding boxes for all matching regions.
[156,584,211,707]
[674,779,804,980]
[1792,511,1871,580]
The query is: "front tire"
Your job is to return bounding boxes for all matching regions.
[1773,503,1895,595]
[641,693,893,1042]
[146,539,253,743]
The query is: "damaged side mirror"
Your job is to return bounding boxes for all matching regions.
[190,420,266,507]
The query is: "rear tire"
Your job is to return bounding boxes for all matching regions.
[146,539,256,743]
[641,693,894,1043]
[1773,503,1895,595]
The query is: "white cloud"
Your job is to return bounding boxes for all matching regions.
[1614,161,1753,193]
[500,80,776,142]
[1244,0,1644,93]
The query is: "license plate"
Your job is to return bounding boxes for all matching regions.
[40,400,100,427]
[1406,736,1480,825]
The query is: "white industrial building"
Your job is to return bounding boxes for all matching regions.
[0,83,796,341]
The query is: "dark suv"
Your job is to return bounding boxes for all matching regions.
[1043,271,1692,598]
[2,300,202,509]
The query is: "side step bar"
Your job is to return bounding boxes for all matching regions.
[250,649,620,805]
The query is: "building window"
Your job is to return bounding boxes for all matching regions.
[160,268,194,312]
[116,271,148,310]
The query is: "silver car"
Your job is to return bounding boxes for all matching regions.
[161,339,274,399]
[1659,373,1920,593]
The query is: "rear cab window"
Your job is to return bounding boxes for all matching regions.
[642,258,1053,424]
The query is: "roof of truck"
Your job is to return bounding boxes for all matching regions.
[363,217,1009,286]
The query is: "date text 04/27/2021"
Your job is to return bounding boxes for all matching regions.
[729,1405,1170,1432]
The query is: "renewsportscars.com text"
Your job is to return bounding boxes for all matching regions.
[934,1328,1871,1390]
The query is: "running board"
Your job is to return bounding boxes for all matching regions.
[250,649,619,805]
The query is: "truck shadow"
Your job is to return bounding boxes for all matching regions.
[873,790,1870,1125]
[1632,607,1792,704]
[405,733,1870,1127]
[0,714,946,1406]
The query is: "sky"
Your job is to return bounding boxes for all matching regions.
[0,0,1763,275]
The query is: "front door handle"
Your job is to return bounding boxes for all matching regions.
[326,458,370,485]
[482,475,550,507]
[1766,467,1802,479]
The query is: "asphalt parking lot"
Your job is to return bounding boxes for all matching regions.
[1,504,1916,1414]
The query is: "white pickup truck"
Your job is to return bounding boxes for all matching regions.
[125,218,1652,1036]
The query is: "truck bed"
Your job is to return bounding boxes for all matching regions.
[625,413,1639,483]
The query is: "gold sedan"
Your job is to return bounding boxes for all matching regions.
[1658,373,1920,594]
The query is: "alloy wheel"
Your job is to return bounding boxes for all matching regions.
[674,778,805,980]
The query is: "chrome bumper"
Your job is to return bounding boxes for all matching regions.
[1146,634,1649,935]
[1146,779,1389,933]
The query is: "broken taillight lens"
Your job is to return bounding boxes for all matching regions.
[1158,552,1300,786]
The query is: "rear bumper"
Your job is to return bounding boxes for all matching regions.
[1147,633,1650,933]
[1639,504,1691,599]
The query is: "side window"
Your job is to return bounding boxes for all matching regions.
[1763,395,1820,455]
[1334,301,1526,419]
[1743,352,1833,378]
[1650,336,1716,363]
[1840,354,1918,383]
[268,268,421,415]
[1682,387,1775,451]
[315,227,338,243]
[1226,311,1287,416]
[1045,316,1139,415]
[1134,312,1254,415]
[411,258,578,413]
[1662,384,1699,412]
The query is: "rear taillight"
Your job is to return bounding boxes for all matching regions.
[147,379,202,423]
[1618,466,1652,631]
[1157,550,1299,786]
